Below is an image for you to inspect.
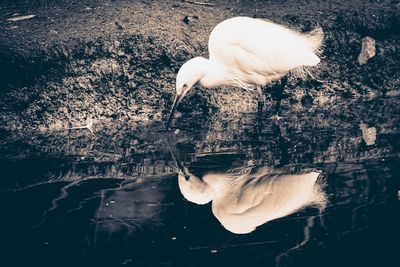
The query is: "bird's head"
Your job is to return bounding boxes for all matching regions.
[178,170,215,205]
[166,57,209,129]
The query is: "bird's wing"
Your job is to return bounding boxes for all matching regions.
[217,44,282,86]
[209,17,320,83]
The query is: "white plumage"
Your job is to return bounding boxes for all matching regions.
[167,16,324,128]
[178,166,327,234]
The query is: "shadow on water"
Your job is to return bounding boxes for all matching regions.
[0,96,399,267]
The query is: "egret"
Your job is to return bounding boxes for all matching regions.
[166,16,324,129]
[177,166,327,234]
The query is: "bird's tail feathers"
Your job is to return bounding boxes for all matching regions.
[307,26,324,54]
[290,65,318,79]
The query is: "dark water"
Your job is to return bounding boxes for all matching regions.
[0,96,399,267]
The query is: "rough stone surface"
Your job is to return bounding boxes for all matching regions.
[360,123,377,146]
[358,36,376,65]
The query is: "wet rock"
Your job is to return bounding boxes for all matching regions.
[301,94,314,107]
[182,16,190,24]
[115,21,124,30]
[358,36,376,65]
[182,15,199,25]
[359,123,377,146]
[128,81,137,89]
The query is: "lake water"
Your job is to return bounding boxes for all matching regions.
[0,96,399,267]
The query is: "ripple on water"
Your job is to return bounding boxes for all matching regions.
[0,96,399,266]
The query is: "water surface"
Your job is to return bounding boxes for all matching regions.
[0,96,399,267]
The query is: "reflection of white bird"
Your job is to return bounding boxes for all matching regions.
[167,16,324,128]
[178,166,327,234]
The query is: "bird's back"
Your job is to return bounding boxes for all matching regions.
[208,17,323,87]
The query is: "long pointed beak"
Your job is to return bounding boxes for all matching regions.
[166,93,184,130]
[165,134,190,180]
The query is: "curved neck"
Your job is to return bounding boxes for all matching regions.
[199,60,230,88]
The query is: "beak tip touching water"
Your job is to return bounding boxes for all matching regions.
[165,115,172,131]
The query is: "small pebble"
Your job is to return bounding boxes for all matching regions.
[182,16,190,24]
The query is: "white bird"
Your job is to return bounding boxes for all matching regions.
[166,16,324,128]
[177,166,327,234]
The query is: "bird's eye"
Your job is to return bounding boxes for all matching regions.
[182,84,188,89]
